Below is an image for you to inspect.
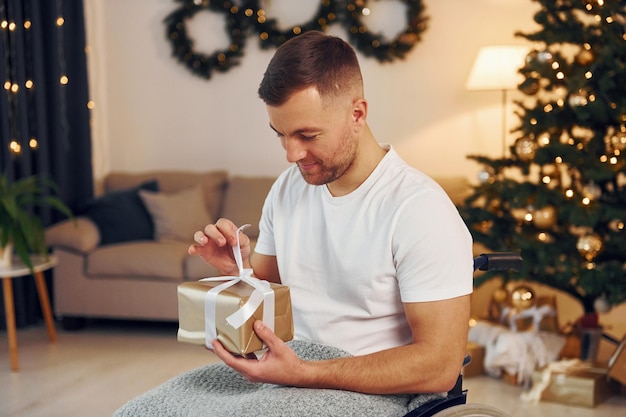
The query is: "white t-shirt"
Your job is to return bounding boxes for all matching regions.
[255,145,473,356]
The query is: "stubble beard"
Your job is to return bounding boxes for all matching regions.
[298,130,358,186]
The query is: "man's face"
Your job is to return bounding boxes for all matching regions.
[267,87,358,186]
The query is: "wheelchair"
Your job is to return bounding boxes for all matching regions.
[403,253,523,417]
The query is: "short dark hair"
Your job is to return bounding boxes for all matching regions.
[258,31,363,106]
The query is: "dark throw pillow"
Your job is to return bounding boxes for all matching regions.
[80,180,159,246]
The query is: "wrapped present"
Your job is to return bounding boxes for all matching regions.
[463,342,485,377]
[608,337,626,386]
[504,295,559,333]
[177,225,294,355]
[525,360,617,407]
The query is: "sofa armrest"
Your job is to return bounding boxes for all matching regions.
[46,217,100,253]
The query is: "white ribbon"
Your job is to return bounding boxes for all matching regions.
[202,224,275,350]
[504,304,556,332]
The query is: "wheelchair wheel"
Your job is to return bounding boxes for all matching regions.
[432,403,510,417]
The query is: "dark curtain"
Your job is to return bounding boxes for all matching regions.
[0,0,93,329]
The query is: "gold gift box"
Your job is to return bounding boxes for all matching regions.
[531,363,617,407]
[177,279,294,355]
[515,295,559,332]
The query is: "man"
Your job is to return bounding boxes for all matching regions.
[189,30,473,396]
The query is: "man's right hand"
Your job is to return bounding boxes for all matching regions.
[189,218,251,276]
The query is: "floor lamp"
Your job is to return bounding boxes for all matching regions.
[466,46,528,157]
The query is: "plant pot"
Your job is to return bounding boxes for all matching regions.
[0,241,13,268]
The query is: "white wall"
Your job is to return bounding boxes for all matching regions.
[84,0,537,183]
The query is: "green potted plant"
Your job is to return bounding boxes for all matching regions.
[0,173,74,271]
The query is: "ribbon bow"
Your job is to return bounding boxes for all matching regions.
[202,224,275,350]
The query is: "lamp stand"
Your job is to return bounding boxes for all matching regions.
[501,88,508,157]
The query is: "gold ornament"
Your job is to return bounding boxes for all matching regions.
[569,89,589,107]
[609,219,625,232]
[477,220,493,233]
[511,206,533,222]
[525,49,538,64]
[519,77,540,95]
[576,49,594,66]
[533,206,557,229]
[576,233,603,261]
[515,137,537,161]
[571,125,595,142]
[492,287,508,303]
[510,285,535,310]
[537,231,555,243]
[604,126,626,152]
[582,182,602,201]
[477,169,494,184]
[536,50,553,63]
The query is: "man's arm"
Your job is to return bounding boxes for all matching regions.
[250,252,281,284]
[213,294,470,395]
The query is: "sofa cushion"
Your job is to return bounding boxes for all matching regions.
[79,180,158,246]
[220,176,275,239]
[139,185,212,242]
[46,217,100,253]
[86,240,190,282]
[105,170,228,221]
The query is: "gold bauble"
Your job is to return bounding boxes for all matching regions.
[477,220,493,233]
[609,219,625,232]
[519,77,540,95]
[576,49,594,66]
[514,137,537,161]
[477,169,494,184]
[576,233,604,261]
[582,182,602,200]
[533,206,557,229]
[510,285,535,310]
[492,287,508,304]
[569,90,589,107]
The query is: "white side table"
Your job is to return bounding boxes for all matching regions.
[1,255,57,371]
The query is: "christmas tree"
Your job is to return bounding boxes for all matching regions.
[460,0,626,317]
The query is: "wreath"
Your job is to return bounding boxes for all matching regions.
[164,0,428,79]
[163,0,251,79]
[342,0,429,62]
[249,0,339,50]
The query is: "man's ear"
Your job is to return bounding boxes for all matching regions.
[352,98,367,124]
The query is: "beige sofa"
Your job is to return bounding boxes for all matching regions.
[45,172,473,328]
[45,171,276,327]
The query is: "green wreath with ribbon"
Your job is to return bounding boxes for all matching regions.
[250,0,339,49]
[342,0,429,62]
[163,0,252,80]
[164,0,428,80]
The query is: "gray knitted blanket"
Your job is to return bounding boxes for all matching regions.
[113,340,445,417]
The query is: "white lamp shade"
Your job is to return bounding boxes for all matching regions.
[466,45,529,91]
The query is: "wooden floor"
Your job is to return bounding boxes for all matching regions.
[1,320,625,417]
